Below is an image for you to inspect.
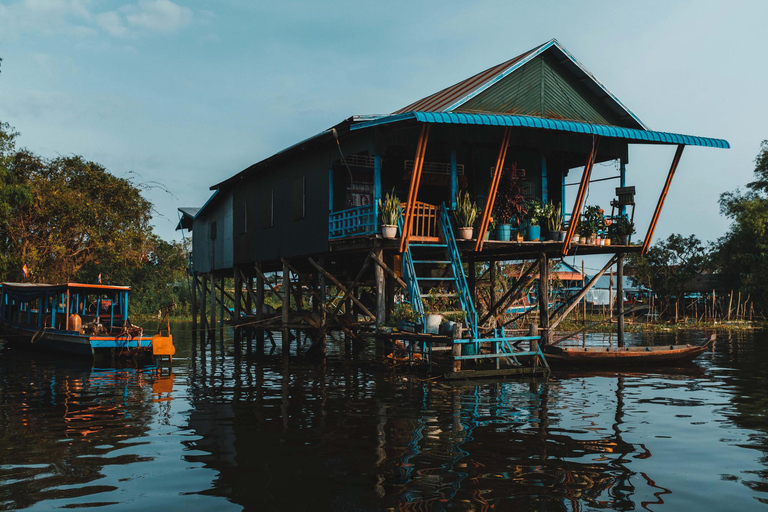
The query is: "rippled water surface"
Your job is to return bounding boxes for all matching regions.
[1,325,767,510]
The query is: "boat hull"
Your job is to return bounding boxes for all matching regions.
[543,335,716,367]
[1,322,154,359]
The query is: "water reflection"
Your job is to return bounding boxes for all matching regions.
[1,326,767,510]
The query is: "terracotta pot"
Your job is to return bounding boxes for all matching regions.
[457,227,473,240]
[382,225,397,239]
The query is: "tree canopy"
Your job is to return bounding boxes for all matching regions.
[0,121,190,315]
[709,140,768,313]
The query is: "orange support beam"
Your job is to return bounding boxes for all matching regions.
[475,127,512,251]
[642,144,685,254]
[400,124,430,253]
[562,135,600,256]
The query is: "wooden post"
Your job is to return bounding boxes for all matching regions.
[642,144,685,254]
[617,253,625,347]
[375,245,386,329]
[234,269,242,350]
[201,274,208,335]
[255,263,265,354]
[191,274,199,330]
[219,276,225,337]
[489,262,497,312]
[581,261,586,326]
[282,262,290,355]
[317,257,327,356]
[529,323,539,367]
[209,273,216,339]
[538,254,550,345]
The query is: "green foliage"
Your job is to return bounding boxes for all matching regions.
[525,198,544,225]
[544,201,562,231]
[577,205,606,237]
[626,234,705,316]
[453,190,477,228]
[709,140,768,313]
[379,189,401,226]
[0,121,190,315]
[609,215,635,236]
[493,170,526,226]
[392,302,419,322]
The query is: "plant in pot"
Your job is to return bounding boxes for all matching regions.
[610,215,635,245]
[524,199,544,241]
[544,201,563,241]
[493,169,527,242]
[392,302,422,332]
[453,191,477,240]
[581,205,606,245]
[379,189,401,239]
[423,288,453,334]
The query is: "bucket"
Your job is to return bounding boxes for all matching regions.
[425,314,442,334]
[525,225,541,241]
[495,224,511,241]
[461,341,477,356]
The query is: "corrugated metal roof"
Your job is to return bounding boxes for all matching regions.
[349,111,730,149]
[392,39,647,130]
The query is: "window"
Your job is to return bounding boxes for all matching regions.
[263,189,274,228]
[292,176,306,220]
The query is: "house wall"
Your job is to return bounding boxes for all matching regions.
[192,191,233,273]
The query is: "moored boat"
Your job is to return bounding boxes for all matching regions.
[0,282,175,361]
[543,334,716,367]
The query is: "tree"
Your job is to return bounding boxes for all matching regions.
[626,234,706,317]
[710,141,768,314]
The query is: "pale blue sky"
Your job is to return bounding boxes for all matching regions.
[1,0,766,247]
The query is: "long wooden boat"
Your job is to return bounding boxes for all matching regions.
[542,334,716,366]
[0,282,175,360]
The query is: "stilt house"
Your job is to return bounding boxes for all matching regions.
[179,39,728,375]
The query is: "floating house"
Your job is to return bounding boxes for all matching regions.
[179,39,728,376]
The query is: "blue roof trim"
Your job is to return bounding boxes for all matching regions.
[350,111,730,149]
[194,189,220,219]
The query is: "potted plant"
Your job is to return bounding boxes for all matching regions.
[610,215,635,245]
[379,189,401,239]
[392,303,422,333]
[486,219,495,240]
[493,169,527,241]
[524,199,544,241]
[453,191,477,240]
[576,220,592,244]
[423,288,453,334]
[545,201,563,241]
[581,205,605,245]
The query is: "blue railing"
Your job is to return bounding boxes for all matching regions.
[398,215,425,323]
[328,205,376,240]
[439,204,478,339]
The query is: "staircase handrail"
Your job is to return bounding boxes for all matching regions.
[398,215,425,322]
[439,204,478,338]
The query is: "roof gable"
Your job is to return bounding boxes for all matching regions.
[394,39,646,130]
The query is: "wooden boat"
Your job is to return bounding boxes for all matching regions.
[0,282,175,360]
[542,334,716,366]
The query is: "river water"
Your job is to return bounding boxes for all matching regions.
[0,325,766,511]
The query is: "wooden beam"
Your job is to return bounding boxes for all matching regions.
[369,252,407,289]
[400,124,430,253]
[562,135,600,255]
[374,245,386,329]
[253,263,282,302]
[476,126,512,251]
[642,144,685,254]
[617,252,625,347]
[480,260,537,324]
[538,253,550,344]
[308,257,376,320]
[548,255,618,332]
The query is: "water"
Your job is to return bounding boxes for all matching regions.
[1,326,767,510]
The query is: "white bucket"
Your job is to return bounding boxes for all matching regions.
[425,314,443,334]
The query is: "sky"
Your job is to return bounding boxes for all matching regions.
[1,0,767,255]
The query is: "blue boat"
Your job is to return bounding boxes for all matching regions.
[0,282,175,360]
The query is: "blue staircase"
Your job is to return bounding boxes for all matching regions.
[398,204,549,373]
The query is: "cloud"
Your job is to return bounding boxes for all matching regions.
[0,0,193,40]
[125,0,193,33]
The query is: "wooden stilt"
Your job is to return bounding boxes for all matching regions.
[201,274,208,338]
[538,253,550,345]
[191,273,199,330]
[234,269,242,351]
[374,244,386,329]
[209,274,216,339]
[282,261,290,355]
[617,253,625,347]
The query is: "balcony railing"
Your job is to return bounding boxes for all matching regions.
[329,205,376,240]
